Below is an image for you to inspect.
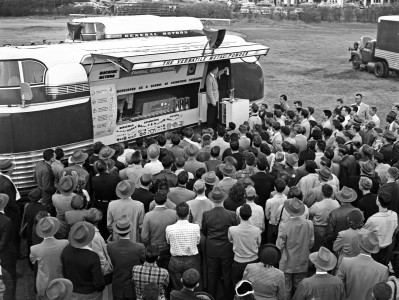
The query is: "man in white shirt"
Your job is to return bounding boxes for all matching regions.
[210,127,230,160]
[248,103,262,131]
[322,109,333,130]
[341,106,351,128]
[369,106,380,128]
[314,140,326,169]
[265,179,287,243]
[299,109,311,139]
[364,191,398,265]
[143,144,163,175]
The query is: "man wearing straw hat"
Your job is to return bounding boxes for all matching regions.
[337,231,388,300]
[61,221,105,300]
[108,180,144,243]
[45,278,73,300]
[30,216,68,299]
[293,247,344,300]
[276,197,314,300]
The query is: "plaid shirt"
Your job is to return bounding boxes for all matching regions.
[132,262,169,300]
[166,220,200,256]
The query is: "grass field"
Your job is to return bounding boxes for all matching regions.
[1,17,398,125]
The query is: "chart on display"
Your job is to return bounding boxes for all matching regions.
[91,84,118,138]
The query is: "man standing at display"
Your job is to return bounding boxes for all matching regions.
[206,65,228,130]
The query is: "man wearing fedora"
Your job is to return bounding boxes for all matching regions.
[380,130,396,165]
[183,144,207,175]
[337,231,389,300]
[0,194,17,299]
[309,184,340,251]
[64,149,90,191]
[276,197,314,300]
[30,216,69,299]
[347,160,381,202]
[108,215,145,300]
[303,167,337,208]
[325,187,360,251]
[61,221,105,300]
[202,186,238,300]
[218,162,237,196]
[108,180,144,243]
[45,278,73,300]
[167,171,196,206]
[293,247,344,300]
[364,191,398,265]
[91,159,121,239]
[34,149,57,205]
[141,191,177,269]
[201,171,220,197]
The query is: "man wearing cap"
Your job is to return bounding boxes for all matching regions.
[170,268,201,300]
[236,186,265,233]
[379,167,399,213]
[119,150,145,187]
[229,204,261,284]
[276,197,314,300]
[61,221,105,299]
[108,180,144,243]
[337,231,388,300]
[167,171,196,206]
[64,149,90,191]
[152,155,178,188]
[34,149,57,205]
[0,194,17,298]
[107,216,145,300]
[202,186,238,300]
[143,144,163,176]
[380,131,396,165]
[91,159,121,239]
[218,162,238,195]
[293,247,344,300]
[132,174,154,213]
[142,191,177,269]
[183,144,207,175]
[309,184,340,251]
[166,202,201,290]
[325,187,360,250]
[364,191,398,265]
[30,217,69,299]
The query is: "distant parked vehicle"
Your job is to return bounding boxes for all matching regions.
[240,2,260,14]
[257,0,275,6]
[273,6,288,16]
[260,6,272,14]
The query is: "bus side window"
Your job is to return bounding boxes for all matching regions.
[21,60,46,85]
[0,61,20,87]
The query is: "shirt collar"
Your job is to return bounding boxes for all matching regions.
[316,271,327,274]
[155,205,166,208]
[195,195,208,200]
[144,262,158,267]
[359,253,371,258]
[79,245,92,251]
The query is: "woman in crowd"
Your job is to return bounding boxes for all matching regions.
[65,194,89,227]
[224,181,246,212]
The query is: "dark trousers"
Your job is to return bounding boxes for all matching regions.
[313,225,327,252]
[96,201,110,240]
[372,243,394,266]
[207,256,234,300]
[157,247,171,270]
[231,259,258,285]
[207,103,218,130]
[1,256,17,300]
[169,255,201,291]
[267,223,278,244]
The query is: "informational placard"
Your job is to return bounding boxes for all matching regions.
[91,84,118,138]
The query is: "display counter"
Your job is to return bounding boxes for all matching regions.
[220,98,250,127]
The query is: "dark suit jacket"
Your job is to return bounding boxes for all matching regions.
[0,213,16,266]
[0,175,18,220]
[202,207,238,258]
[170,288,199,300]
[91,172,121,202]
[131,187,154,213]
[250,172,275,209]
[379,181,399,214]
[107,239,145,298]
[338,155,357,189]
[34,161,56,204]
[379,144,393,165]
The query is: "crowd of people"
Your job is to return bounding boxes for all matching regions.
[1,92,399,300]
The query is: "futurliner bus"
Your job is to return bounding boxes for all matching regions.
[0,16,269,190]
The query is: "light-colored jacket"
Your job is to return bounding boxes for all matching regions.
[206,73,218,105]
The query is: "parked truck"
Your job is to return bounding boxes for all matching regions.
[349,16,399,78]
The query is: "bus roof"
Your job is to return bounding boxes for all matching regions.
[1,34,269,69]
[378,16,399,22]
[71,15,204,37]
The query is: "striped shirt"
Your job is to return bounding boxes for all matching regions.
[132,262,169,300]
[166,220,200,256]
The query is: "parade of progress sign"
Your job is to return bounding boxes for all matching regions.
[130,48,268,70]
[91,84,118,138]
